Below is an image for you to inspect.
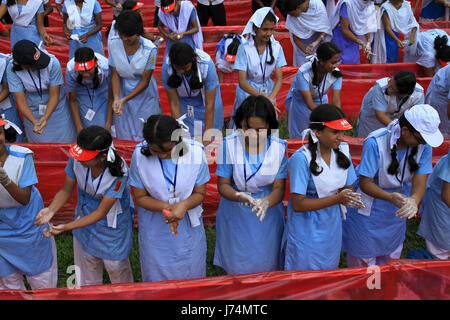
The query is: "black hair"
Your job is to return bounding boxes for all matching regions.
[387,114,420,175]
[74,47,100,90]
[167,42,203,90]
[1,125,17,143]
[386,70,416,113]
[225,33,241,56]
[77,126,124,177]
[252,11,277,65]
[122,0,138,11]
[233,95,279,135]
[308,104,351,176]
[393,70,416,95]
[434,35,450,62]
[6,0,16,6]
[312,42,342,86]
[115,10,144,37]
[284,0,306,12]
[161,0,177,7]
[140,114,186,157]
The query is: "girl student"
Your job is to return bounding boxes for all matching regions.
[404,30,450,77]
[285,41,343,139]
[35,126,134,286]
[229,7,287,128]
[215,33,241,83]
[0,52,25,142]
[66,46,111,134]
[109,10,161,141]
[7,39,76,143]
[281,104,364,271]
[162,42,224,140]
[62,0,104,60]
[0,116,57,290]
[213,95,288,275]
[157,0,203,59]
[329,0,377,64]
[284,0,333,67]
[371,0,419,64]
[356,70,425,138]
[417,147,449,260]
[425,64,449,139]
[128,114,210,282]
[0,0,53,49]
[107,0,164,46]
[342,104,443,267]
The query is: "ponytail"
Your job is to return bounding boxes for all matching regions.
[105,150,125,177]
[388,115,421,175]
[434,35,450,62]
[307,134,323,176]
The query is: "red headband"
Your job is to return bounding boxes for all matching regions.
[75,58,95,71]
[225,53,236,62]
[161,1,176,13]
[69,143,101,161]
[132,2,144,10]
[311,119,353,131]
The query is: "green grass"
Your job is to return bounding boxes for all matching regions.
[50,119,428,287]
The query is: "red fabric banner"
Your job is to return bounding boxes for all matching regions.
[0,259,448,300]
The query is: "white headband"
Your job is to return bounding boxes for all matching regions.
[1,114,23,135]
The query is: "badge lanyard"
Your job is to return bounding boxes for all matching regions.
[396,147,409,194]
[159,158,178,197]
[242,138,271,192]
[255,45,268,84]
[317,73,328,105]
[27,70,43,99]
[84,84,95,109]
[181,75,193,98]
[84,167,106,198]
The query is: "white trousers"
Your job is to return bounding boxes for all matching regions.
[426,240,450,260]
[73,236,134,287]
[0,237,58,290]
[346,243,404,267]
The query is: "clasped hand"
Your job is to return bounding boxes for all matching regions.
[236,192,269,222]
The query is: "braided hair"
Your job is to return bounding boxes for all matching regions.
[167,42,203,90]
[308,104,351,176]
[387,114,420,175]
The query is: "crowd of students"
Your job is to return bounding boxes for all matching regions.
[0,0,449,290]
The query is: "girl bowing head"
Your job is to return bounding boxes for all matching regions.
[229,7,287,128]
[282,104,363,271]
[128,114,210,282]
[285,41,343,139]
[35,126,134,286]
[8,39,76,143]
[66,47,111,134]
[158,0,203,58]
[162,42,223,140]
[109,10,161,141]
